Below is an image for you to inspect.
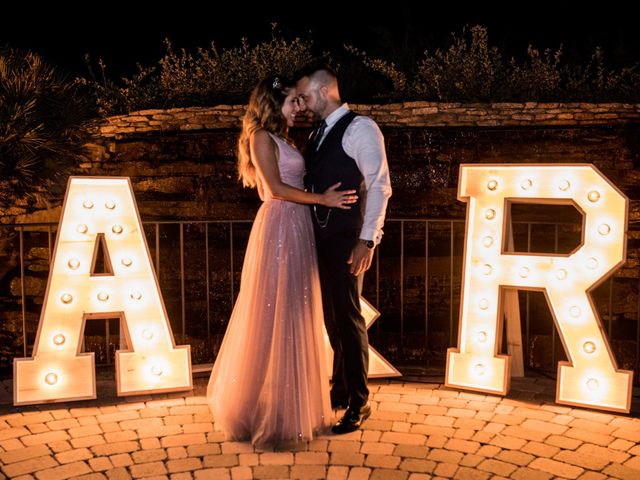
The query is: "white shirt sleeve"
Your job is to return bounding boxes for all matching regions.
[343,116,392,244]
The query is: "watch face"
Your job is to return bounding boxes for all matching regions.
[365,240,374,248]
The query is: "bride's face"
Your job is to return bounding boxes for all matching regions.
[281,88,300,127]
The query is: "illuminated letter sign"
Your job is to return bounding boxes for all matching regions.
[14,177,192,405]
[446,164,632,413]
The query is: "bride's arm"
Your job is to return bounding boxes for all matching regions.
[250,130,357,208]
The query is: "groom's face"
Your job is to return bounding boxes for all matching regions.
[296,76,326,121]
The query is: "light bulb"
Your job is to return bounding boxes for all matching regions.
[474,363,486,376]
[130,291,142,301]
[556,269,568,280]
[478,298,489,310]
[587,378,600,391]
[484,208,496,220]
[482,236,494,247]
[77,224,88,234]
[112,224,123,235]
[142,329,154,340]
[521,179,533,190]
[597,223,611,236]
[45,372,58,385]
[151,365,163,376]
[60,293,73,304]
[588,190,601,202]
[105,201,116,210]
[586,257,598,270]
[482,264,492,276]
[487,179,498,191]
[121,257,133,267]
[52,334,66,346]
[475,331,488,343]
[570,305,582,318]
[583,341,596,354]
[82,200,94,209]
[558,179,570,191]
[97,291,109,302]
[519,266,530,278]
[67,258,80,270]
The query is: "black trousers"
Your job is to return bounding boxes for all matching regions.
[316,229,369,409]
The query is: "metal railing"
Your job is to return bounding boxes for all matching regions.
[2,217,637,377]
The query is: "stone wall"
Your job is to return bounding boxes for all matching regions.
[1,102,639,373]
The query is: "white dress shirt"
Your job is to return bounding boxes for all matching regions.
[316,104,392,244]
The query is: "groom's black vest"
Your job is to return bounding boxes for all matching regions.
[305,111,364,238]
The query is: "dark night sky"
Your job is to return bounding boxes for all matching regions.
[2,2,638,79]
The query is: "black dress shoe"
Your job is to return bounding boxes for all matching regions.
[331,402,371,434]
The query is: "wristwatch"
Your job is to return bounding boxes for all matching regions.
[359,239,375,249]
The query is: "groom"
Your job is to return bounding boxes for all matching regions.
[296,63,392,434]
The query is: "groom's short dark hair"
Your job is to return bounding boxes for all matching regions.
[294,62,338,82]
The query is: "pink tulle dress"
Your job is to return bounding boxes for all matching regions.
[207,132,331,449]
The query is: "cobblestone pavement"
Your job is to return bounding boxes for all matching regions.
[2,374,640,479]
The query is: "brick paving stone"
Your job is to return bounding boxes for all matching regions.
[91,441,139,457]
[290,465,328,480]
[452,466,490,479]
[55,447,93,464]
[490,414,525,426]
[460,453,483,467]
[110,453,133,467]
[425,436,448,449]
[1,455,58,477]
[21,430,70,446]
[610,439,635,451]
[327,465,349,480]
[89,457,114,472]
[166,457,201,473]
[129,461,167,477]
[34,461,92,479]
[521,441,559,458]
[229,466,252,480]
[347,466,371,480]
[260,452,293,465]
[369,468,409,480]
[569,418,617,435]
[364,453,401,469]
[253,465,290,479]
[434,462,458,477]
[185,444,220,457]
[103,466,131,479]
[565,428,615,446]
[495,449,534,467]
[0,444,50,464]
[546,434,582,450]
[475,445,500,458]
[201,453,238,467]
[602,463,640,480]
[553,449,611,470]
[132,448,167,463]
[488,434,527,450]
[410,424,455,437]
[393,445,428,459]
[294,452,329,464]
[428,448,463,464]
[575,472,607,480]
[477,458,517,477]
[330,452,365,466]
[380,432,426,445]
[529,457,584,479]
[443,439,480,454]
[398,458,436,473]
[329,441,361,453]
[576,443,631,465]
[622,455,640,470]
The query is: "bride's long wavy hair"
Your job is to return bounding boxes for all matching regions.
[237,75,294,188]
